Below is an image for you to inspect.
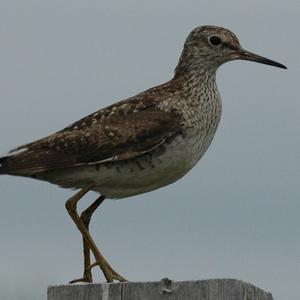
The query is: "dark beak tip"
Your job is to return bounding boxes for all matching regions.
[273,62,287,70]
[273,60,288,70]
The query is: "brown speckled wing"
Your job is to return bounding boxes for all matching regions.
[0,98,181,175]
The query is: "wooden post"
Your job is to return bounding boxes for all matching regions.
[47,278,273,300]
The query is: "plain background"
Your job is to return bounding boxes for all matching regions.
[0,1,299,299]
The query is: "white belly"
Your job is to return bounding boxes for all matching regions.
[94,135,199,198]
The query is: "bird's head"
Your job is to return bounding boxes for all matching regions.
[175,25,287,75]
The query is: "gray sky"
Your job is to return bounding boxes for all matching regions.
[0,1,299,299]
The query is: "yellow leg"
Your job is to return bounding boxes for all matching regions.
[69,195,105,283]
[65,186,127,283]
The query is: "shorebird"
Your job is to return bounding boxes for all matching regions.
[0,26,286,283]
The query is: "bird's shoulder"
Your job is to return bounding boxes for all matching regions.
[65,80,182,131]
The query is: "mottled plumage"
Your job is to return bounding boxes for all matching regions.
[0,25,286,282]
[0,95,181,174]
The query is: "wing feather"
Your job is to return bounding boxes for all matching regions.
[0,106,181,175]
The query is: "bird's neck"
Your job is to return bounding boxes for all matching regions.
[167,55,221,113]
[173,66,218,102]
[173,52,218,97]
[174,46,219,79]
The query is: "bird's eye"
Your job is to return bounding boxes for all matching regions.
[209,36,222,46]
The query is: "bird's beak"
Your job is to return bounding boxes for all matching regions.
[231,48,287,69]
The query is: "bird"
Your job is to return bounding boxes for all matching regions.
[0,25,286,283]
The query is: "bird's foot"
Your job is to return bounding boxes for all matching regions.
[88,261,128,282]
[69,274,92,284]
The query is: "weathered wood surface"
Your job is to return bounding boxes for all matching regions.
[47,278,273,300]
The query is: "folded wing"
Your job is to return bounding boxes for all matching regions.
[0,106,181,175]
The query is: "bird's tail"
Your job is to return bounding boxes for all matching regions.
[0,156,9,174]
[0,146,31,175]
